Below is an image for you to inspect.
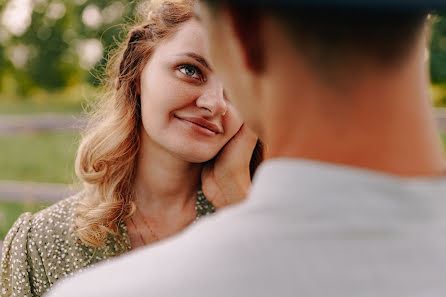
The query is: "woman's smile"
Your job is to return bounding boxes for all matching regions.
[174,115,222,136]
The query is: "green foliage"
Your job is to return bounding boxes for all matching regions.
[431,14,446,84]
[431,83,446,106]
[0,0,138,96]
[0,132,79,184]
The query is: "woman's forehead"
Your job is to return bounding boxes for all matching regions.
[154,19,207,58]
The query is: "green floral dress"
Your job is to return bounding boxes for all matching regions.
[0,191,215,297]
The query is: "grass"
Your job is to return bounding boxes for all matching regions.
[0,132,79,184]
[0,83,98,115]
[0,200,52,240]
[432,84,446,108]
[441,133,446,152]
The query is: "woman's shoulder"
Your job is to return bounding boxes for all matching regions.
[2,192,88,254]
[23,192,99,260]
[15,191,128,258]
[10,193,85,253]
[15,192,127,258]
[30,193,83,234]
[3,193,83,249]
[35,192,82,219]
[0,193,95,295]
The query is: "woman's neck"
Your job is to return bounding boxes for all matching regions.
[134,132,202,217]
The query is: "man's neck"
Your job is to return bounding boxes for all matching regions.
[264,39,446,177]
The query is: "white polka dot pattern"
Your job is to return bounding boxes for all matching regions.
[0,191,215,297]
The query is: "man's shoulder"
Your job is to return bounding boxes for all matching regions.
[46,202,278,297]
[46,162,446,297]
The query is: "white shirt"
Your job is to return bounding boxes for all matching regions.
[47,159,446,297]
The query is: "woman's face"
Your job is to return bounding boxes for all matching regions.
[139,19,243,163]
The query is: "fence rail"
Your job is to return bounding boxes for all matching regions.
[435,108,446,131]
[0,113,87,135]
[0,180,79,203]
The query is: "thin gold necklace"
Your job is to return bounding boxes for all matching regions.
[129,218,147,245]
[131,209,160,245]
[131,190,215,246]
[139,211,160,242]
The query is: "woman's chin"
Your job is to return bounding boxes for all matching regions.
[173,149,218,164]
[181,153,217,164]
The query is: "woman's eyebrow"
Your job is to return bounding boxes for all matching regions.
[178,52,212,71]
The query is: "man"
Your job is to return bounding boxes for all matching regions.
[49,1,446,296]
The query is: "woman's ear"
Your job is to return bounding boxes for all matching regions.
[225,5,265,74]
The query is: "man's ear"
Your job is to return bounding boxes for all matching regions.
[225,6,265,73]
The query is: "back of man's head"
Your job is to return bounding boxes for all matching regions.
[268,9,426,80]
[202,1,428,83]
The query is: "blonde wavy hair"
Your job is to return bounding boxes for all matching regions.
[75,0,195,248]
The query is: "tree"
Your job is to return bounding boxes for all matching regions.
[431,13,446,84]
[0,0,137,96]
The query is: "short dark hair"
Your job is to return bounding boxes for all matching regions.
[271,9,426,67]
[200,1,427,81]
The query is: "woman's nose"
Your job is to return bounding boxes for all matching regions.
[196,85,227,117]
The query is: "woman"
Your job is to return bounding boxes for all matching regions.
[0,0,262,296]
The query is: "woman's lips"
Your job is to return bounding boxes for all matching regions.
[175,115,222,135]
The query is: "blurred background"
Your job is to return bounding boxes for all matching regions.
[0,0,138,244]
[1,2,446,245]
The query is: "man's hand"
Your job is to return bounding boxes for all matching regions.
[201,124,258,210]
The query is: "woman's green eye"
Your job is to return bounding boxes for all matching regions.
[179,65,202,81]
